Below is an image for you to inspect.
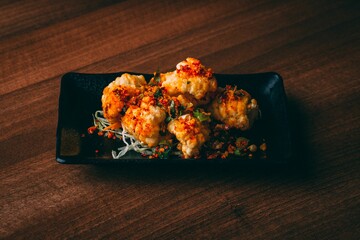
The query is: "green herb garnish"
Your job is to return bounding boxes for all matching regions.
[154,68,161,83]
[169,100,176,118]
[194,108,211,122]
[154,88,162,98]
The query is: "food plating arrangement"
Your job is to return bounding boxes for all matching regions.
[86,58,267,160]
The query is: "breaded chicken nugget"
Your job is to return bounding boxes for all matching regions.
[101,73,147,127]
[208,86,259,130]
[160,58,217,106]
[121,96,166,147]
[167,114,210,158]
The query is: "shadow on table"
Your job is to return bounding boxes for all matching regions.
[286,96,316,176]
[84,97,315,183]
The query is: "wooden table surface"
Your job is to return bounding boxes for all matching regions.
[1,0,359,239]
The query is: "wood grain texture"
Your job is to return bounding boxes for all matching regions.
[1,0,360,239]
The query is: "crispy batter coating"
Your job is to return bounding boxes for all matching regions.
[167,114,210,158]
[113,73,147,89]
[160,58,217,106]
[101,73,146,126]
[121,96,166,147]
[208,87,259,130]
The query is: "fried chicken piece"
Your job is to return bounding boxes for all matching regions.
[208,86,259,130]
[121,96,166,147]
[160,58,217,106]
[101,73,147,127]
[167,114,210,158]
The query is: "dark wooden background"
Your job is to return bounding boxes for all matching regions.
[1,0,359,239]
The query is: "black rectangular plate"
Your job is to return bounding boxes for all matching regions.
[56,72,291,164]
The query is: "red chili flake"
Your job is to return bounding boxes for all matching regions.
[107,132,114,139]
[95,149,99,154]
[207,153,217,159]
[205,69,213,78]
[221,151,229,159]
[98,131,104,136]
[227,144,236,154]
[87,126,97,134]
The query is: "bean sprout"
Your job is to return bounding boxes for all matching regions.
[92,111,153,158]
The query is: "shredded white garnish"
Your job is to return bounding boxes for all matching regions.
[92,111,153,159]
